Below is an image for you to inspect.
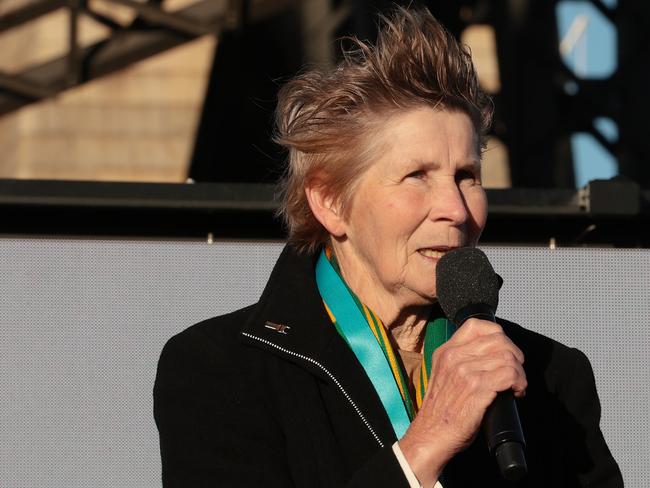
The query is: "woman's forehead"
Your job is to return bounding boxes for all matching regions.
[369,107,480,163]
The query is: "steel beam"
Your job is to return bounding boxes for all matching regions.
[0,0,65,33]
[0,0,295,116]
[0,1,226,114]
[0,180,647,246]
[105,0,224,36]
[0,72,52,99]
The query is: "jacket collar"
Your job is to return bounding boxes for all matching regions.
[240,244,337,372]
[240,244,398,445]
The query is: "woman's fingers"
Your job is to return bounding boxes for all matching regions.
[453,357,528,396]
[399,318,527,481]
[451,317,503,339]
[425,354,527,411]
[442,319,525,364]
[431,321,527,402]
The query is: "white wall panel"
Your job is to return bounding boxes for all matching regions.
[0,239,645,487]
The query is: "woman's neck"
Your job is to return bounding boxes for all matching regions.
[386,310,429,352]
[331,245,430,353]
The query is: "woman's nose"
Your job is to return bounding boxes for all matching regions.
[428,179,468,225]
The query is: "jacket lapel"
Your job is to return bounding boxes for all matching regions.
[240,244,398,447]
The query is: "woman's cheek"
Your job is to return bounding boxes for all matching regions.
[466,188,488,241]
[391,188,428,216]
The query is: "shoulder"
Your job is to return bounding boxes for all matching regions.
[496,317,591,391]
[495,321,623,486]
[155,304,263,394]
[154,303,278,433]
[160,304,256,359]
[497,316,582,361]
[153,304,297,486]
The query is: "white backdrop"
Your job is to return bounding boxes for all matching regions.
[0,239,646,487]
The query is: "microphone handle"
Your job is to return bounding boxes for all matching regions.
[454,304,528,482]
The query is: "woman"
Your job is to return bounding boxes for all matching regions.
[154,8,622,487]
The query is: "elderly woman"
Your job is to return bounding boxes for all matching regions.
[154,8,622,488]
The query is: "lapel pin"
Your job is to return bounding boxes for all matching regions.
[264,321,291,334]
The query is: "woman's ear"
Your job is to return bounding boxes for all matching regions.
[305,182,346,238]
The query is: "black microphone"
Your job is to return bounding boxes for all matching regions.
[436,247,527,482]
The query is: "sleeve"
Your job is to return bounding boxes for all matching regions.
[392,442,446,488]
[345,444,415,488]
[153,328,294,487]
[559,348,623,488]
[393,442,423,488]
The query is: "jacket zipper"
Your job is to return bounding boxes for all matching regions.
[242,332,384,448]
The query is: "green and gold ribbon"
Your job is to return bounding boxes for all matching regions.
[318,247,455,424]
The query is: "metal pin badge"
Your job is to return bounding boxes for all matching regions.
[264,321,291,334]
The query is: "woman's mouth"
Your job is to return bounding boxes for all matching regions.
[418,248,451,259]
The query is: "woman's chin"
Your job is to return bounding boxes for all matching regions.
[404,288,438,308]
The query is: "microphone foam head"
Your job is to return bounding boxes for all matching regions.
[436,247,500,322]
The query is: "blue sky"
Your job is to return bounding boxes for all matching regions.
[556,0,618,188]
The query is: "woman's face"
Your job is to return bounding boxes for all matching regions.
[334,106,487,308]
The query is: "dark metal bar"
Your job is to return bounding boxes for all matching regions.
[0,72,51,99]
[0,0,297,117]
[0,0,65,33]
[0,180,278,211]
[0,180,647,245]
[590,0,617,21]
[80,6,124,31]
[104,0,222,35]
[487,188,582,215]
[248,0,296,23]
[67,0,81,86]
[0,179,647,215]
[588,124,617,156]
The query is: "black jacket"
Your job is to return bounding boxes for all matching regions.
[154,245,623,487]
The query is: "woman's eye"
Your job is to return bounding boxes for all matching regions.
[406,170,426,180]
[456,170,478,185]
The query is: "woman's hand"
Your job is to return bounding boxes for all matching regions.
[398,319,527,487]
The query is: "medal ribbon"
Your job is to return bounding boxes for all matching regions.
[316,249,455,438]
